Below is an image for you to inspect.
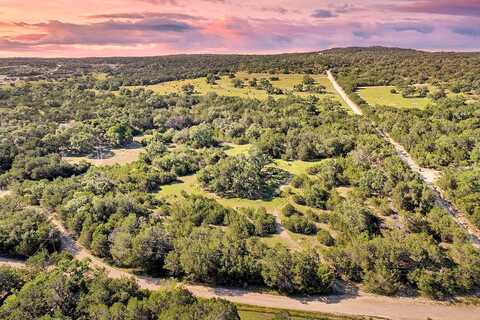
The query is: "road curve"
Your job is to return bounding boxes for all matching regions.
[1,254,479,320]
[2,214,479,320]
[326,70,480,247]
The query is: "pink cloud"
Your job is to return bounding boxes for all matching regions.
[0,1,479,57]
[390,0,480,17]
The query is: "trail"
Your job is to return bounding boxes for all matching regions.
[2,214,479,320]
[1,253,479,320]
[272,209,299,250]
[326,70,363,116]
[327,70,480,247]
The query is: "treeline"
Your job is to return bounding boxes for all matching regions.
[363,95,479,228]
[0,255,240,319]
[325,47,480,94]
[3,47,480,92]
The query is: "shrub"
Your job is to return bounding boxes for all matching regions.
[283,216,317,235]
[317,229,335,246]
[281,204,298,217]
[292,194,306,205]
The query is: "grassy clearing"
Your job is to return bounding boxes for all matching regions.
[336,187,353,198]
[158,174,288,212]
[237,304,375,320]
[357,86,432,109]
[0,190,11,198]
[92,72,108,80]
[275,159,324,176]
[223,143,252,156]
[63,142,144,166]
[138,72,348,108]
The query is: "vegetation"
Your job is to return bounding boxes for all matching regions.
[0,256,240,319]
[198,153,288,199]
[358,86,431,109]
[0,196,60,257]
[0,49,479,303]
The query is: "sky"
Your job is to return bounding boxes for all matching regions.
[0,0,479,57]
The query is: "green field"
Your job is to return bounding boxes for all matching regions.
[138,72,349,109]
[224,142,252,156]
[358,86,432,109]
[237,304,372,320]
[275,159,323,176]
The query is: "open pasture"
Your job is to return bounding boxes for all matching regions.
[357,86,432,109]
[139,72,349,108]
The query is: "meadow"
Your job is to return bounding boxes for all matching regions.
[357,86,432,109]
[139,72,349,109]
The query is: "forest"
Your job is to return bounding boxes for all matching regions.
[0,254,240,319]
[1,47,480,318]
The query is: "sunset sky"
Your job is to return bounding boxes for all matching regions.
[0,0,479,57]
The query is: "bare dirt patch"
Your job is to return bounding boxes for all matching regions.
[63,142,144,166]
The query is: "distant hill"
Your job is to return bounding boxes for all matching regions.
[321,46,422,55]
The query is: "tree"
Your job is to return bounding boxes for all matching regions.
[189,124,218,148]
[206,74,219,85]
[261,246,333,294]
[302,75,315,85]
[402,85,416,98]
[261,245,295,293]
[110,229,135,267]
[358,169,386,196]
[181,83,195,95]
[133,225,171,272]
[198,153,287,199]
[0,201,60,258]
[231,79,244,88]
[106,123,133,146]
[363,264,400,295]
[304,184,329,209]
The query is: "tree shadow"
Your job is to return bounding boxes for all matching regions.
[208,281,361,305]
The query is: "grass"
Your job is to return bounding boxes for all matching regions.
[275,159,324,176]
[224,143,252,156]
[237,304,376,320]
[136,72,349,109]
[357,86,432,109]
[0,190,11,198]
[92,72,108,80]
[158,174,288,213]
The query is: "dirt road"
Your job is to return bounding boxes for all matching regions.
[327,70,480,247]
[1,252,479,320]
[2,214,479,320]
[326,70,363,116]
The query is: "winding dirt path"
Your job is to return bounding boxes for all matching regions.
[1,252,479,320]
[272,209,299,250]
[2,214,479,320]
[327,70,480,247]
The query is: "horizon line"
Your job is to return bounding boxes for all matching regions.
[1,46,480,60]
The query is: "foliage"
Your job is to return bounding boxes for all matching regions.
[0,257,241,320]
